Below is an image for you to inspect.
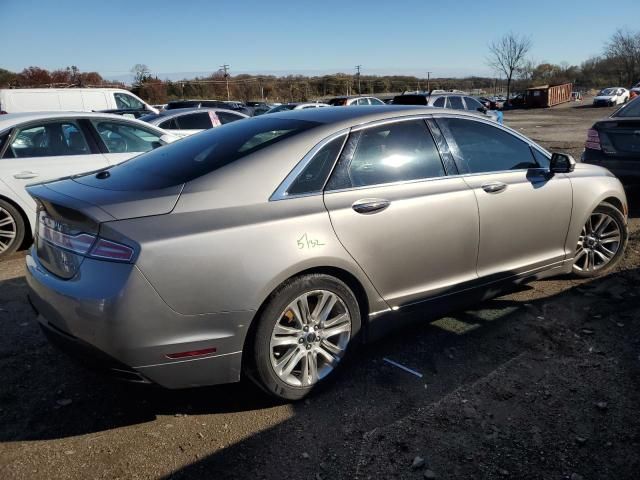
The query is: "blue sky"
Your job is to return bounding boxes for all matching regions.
[2,0,639,81]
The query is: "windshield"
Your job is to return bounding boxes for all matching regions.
[77,117,321,190]
[327,98,347,106]
[613,97,640,118]
[599,88,616,96]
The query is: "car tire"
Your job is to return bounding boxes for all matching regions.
[0,199,25,260]
[248,274,361,401]
[572,202,628,278]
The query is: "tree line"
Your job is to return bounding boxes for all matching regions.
[1,28,638,104]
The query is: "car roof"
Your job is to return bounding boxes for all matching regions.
[270,104,485,129]
[0,111,149,131]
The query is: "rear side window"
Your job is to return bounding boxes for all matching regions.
[216,111,244,124]
[78,118,321,190]
[439,118,537,173]
[369,98,385,105]
[286,135,346,196]
[328,120,445,189]
[176,112,212,130]
[5,121,90,158]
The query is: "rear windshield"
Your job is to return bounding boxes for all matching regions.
[392,95,428,106]
[166,101,199,109]
[267,104,296,113]
[77,117,321,190]
[139,113,162,122]
[613,97,640,118]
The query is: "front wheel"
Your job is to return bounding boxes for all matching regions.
[248,274,361,400]
[572,202,628,278]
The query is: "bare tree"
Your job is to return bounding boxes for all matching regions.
[487,32,532,104]
[605,28,640,86]
[130,64,151,86]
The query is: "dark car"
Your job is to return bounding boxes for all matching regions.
[582,96,640,185]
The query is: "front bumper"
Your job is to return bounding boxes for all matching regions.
[26,249,254,388]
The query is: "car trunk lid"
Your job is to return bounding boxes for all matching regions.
[27,178,182,279]
[597,119,640,157]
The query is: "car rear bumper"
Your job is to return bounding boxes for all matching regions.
[582,150,640,185]
[26,248,253,388]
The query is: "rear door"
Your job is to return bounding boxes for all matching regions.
[436,115,572,278]
[0,119,108,209]
[323,117,479,307]
[88,119,165,165]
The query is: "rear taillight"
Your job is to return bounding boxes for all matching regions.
[585,128,601,150]
[89,238,134,262]
[38,221,134,262]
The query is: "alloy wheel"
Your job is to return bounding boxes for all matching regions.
[0,206,17,254]
[269,290,351,387]
[574,212,622,272]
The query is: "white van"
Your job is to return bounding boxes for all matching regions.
[0,88,158,114]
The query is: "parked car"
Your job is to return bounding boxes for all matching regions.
[265,102,330,113]
[139,107,249,137]
[0,112,177,258]
[166,99,253,116]
[326,96,386,106]
[0,88,158,115]
[593,88,630,107]
[25,106,628,400]
[582,95,640,185]
[393,93,500,122]
[246,101,275,116]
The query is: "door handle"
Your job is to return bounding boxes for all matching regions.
[13,171,39,180]
[481,182,507,193]
[352,198,390,214]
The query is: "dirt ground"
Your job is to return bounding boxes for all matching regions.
[1,99,639,480]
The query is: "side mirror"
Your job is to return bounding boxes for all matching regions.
[550,152,576,173]
[477,106,487,113]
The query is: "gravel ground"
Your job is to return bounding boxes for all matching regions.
[1,99,639,480]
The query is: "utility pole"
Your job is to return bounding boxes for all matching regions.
[426,71,432,93]
[220,64,230,100]
[355,65,362,95]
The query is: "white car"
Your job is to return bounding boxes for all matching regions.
[139,107,249,138]
[0,112,177,258]
[593,87,630,107]
[0,88,158,115]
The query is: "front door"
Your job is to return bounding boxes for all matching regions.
[323,118,480,308]
[436,116,572,279]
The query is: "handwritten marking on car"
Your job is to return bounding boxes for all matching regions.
[297,233,325,250]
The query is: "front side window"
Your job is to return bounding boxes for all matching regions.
[433,97,446,108]
[176,112,212,130]
[6,121,90,158]
[464,97,484,112]
[356,98,370,105]
[286,135,346,196]
[439,118,538,173]
[114,92,145,110]
[91,120,162,153]
[329,120,445,189]
[369,98,385,105]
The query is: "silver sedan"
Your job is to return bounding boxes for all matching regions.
[25,106,628,400]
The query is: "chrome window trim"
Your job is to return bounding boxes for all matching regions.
[269,128,349,201]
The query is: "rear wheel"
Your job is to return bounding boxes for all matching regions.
[249,274,361,400]
[572,202,627,278]
[0,199,25,259]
